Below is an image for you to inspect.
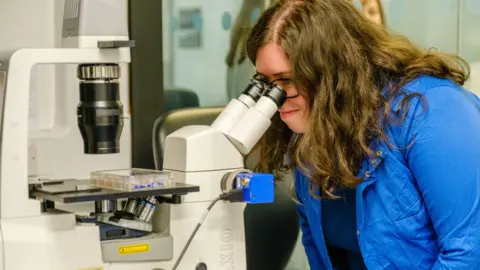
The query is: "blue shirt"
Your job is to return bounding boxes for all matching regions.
[295,75,480,269]
[322,188,367,269]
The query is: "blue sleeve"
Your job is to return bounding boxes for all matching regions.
[404,85,480,269]
[294,170,324,270]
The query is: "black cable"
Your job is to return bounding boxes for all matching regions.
[171,191,243,270]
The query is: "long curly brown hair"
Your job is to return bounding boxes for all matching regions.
[246,0,470,199]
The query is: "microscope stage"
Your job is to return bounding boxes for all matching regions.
[30,179,199,204]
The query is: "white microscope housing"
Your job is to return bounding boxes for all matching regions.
[0,1,286,269]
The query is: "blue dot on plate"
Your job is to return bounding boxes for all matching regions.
[222,11,232,30]
[466,0,480,15]
[250,8,261,24]
[192,12,203,32]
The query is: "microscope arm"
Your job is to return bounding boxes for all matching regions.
[1,48,131,219]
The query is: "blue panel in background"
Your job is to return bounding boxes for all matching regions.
[222,11,232,30]
[170,17,178,34]
[250,7,261,25]
[192,12,203,32]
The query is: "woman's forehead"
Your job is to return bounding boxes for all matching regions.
[256,44,291,78]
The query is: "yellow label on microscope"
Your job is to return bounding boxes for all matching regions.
[118,244,149,254]
[78,268,103,270]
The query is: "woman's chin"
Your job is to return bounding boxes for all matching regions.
[286,121,306,134]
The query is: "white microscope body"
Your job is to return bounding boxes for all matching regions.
[162,82,283,270]
[0,1,285,269]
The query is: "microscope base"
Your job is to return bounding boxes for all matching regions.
[101,233,173,263]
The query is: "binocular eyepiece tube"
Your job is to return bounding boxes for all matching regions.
[224,83,287,155]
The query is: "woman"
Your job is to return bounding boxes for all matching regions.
[246,0,480,269]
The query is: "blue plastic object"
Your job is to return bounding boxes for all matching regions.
[221,11,232,30]
[234,173,274,204]
[250,8,261,25]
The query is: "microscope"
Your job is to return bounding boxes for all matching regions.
[0,1,286,270]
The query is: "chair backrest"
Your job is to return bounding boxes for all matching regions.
[163,88,200,113]
[152,106,224,169]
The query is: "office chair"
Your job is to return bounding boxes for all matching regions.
[152,106,299,270]
[152,106,223,170]
[163,88,200,113]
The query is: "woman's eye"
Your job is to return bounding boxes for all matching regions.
[280,79,293,87]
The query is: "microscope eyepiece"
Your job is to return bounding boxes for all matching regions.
[224,83,287,155]
[77,64,124,154]
[263,84,287,108]
[241,80,264,102]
